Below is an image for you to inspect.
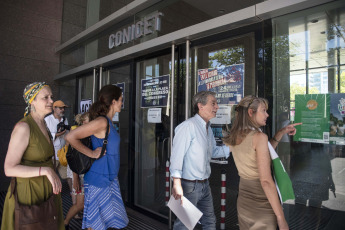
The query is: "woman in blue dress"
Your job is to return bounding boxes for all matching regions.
[65,85,128,230]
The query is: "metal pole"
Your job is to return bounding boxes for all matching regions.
[92,68,97,102]
[185,40,190,120]
[168,44,175,230]
[220,170,226,229]
[99,66,103,90]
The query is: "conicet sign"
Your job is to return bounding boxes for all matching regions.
[108,12,163,49]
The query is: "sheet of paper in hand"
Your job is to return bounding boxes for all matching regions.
[167,195,203,230]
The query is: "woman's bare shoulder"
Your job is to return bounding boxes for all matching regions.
[12,121,30,135]
[252,132,268,147]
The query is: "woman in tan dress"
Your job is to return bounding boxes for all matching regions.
[1,82,64,230]
[223,95,301,230]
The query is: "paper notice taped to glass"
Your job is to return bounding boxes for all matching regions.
[167,195,203,230]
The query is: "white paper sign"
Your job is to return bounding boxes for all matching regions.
[167,195,203,230]
[211,106,231,124]
[112,112,119,122]
[148,108,162,123]
[80,99,92,113]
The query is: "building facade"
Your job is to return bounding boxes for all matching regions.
[2,0,345,229]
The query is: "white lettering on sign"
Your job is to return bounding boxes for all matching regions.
[109,12,163,49]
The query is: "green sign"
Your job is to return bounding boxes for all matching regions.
[294,94,330,143]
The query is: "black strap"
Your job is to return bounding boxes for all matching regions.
[98,115,110,159]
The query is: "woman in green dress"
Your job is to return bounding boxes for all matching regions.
[1,82,64,230]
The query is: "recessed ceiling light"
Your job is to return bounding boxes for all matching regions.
[219,9,225,14]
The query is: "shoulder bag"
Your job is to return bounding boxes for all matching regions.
[57,145,68,166]
[268,141,295,203]
[66,115,110,174]
[10,178,58,230]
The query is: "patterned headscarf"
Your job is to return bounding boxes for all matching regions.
[23,82,48,117]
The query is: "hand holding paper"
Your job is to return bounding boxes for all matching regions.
[167,195,203,230]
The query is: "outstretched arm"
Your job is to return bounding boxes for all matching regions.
[270,123,302,149]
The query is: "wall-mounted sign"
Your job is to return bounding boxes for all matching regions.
[109,12,163,49]
[330,93,345,145]
[148,108,162,123]
[80,99,92,114]
[197,64,244,105]
[113,82,125,109]
[141,75,170,108]
[211,106,231,124]
[294,94,330,144]
[112,112,119,122]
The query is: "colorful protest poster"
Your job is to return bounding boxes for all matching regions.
[293,94,330,143]
[141,75,170,108]
[330,93,345,145]
[197,64,244,105]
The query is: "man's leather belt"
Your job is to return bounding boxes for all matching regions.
[181,178,208,183]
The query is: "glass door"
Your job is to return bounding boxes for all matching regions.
[101,65,131,203]
[134,53,174,218]
[77,73,94,114]
[190,33,257,229]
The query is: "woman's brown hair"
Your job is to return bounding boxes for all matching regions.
[223,95,268,146]
[89,85,122,120]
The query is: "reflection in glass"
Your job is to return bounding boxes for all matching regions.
[273,1,345,216]
[135,54,172,217]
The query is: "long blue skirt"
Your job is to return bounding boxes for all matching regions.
[82,178,129,230]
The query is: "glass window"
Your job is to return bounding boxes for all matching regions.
[78,74,93,114]
[191,34,256,105]
[134,53,173,216]
[273,1,345,219]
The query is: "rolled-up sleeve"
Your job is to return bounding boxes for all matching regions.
[169,122,193,178]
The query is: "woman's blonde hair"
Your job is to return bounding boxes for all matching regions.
[223,95,268,146]
[74,112,89,126]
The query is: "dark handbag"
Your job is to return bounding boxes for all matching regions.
[10,178,58,230]
[66,115,110,174]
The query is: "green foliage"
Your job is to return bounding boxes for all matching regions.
[208,47,245,68]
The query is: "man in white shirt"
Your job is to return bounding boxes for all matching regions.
[45,100,69,179]
[170,91,230,230]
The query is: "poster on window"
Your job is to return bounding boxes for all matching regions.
[141,75,170,108]
[197,64,244,105]
[113,82,125,109]
[330,93,345,145]
[80,99,92,114]
[210,125,228,164]
[293,94,330,143]
[210,106,231,124]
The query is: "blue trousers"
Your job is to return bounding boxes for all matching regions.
[173,179,216,230]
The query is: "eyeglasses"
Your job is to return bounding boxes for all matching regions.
[56,107,65,110]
